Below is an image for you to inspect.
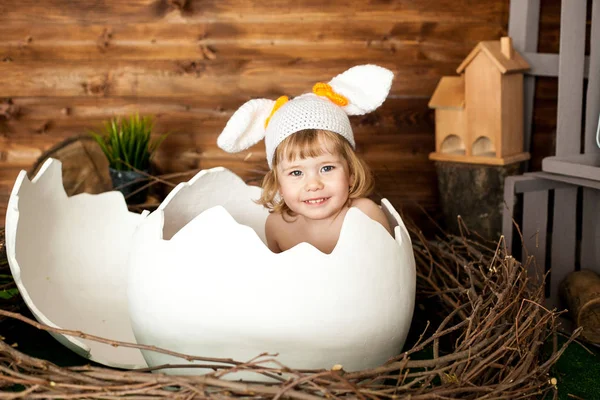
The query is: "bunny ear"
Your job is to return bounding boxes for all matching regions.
[217,98,275,153]
[328,64,394,116]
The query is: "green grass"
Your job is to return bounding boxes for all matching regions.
[548,335,600,400]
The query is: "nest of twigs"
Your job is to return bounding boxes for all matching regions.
[0,216,578,399]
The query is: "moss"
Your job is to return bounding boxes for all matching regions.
[545,335,600,399]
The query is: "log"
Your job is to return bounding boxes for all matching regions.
[560,269,600,343]
[28,135,112,196]
[434,160,523,241]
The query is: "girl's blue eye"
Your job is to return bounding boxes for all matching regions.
[321,165,334,172]
[290,170,302,177]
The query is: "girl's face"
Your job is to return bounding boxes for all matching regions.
[276,150,353,221]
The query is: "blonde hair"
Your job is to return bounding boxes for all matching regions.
[256,129,374,215]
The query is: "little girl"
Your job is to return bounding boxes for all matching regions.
[217,64,394,254]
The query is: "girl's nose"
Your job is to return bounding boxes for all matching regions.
[305,176,324,191]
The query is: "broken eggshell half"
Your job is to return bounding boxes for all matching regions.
[127,167,416,379]
[5,158,147,369]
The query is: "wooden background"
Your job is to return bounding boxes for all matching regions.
[0,0,562,226]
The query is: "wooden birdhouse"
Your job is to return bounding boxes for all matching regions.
[429,37,531,165]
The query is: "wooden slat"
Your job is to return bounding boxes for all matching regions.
[1,96,434,127]
[0,125,434,153]
[538,0,564,54]
[0,0,508,24]
[546,0,587,308]
[0,96,436,178]
[0,95,435,167]
[584,0,600,154]
[522,190,548,282]
[527,171,600,191]
[556,0,586,156]
[523,74,537,159]
[0,132,435,169]
[534,77,559,100]
[0,129,434,162]
[0,114,433,143]
[502,174,569,256]
[508,0,539,156]
[2,96,235,116]
[517,175,573,193]
[0,166,23,227]
[0,167,23,184]
[580,188,600,273]
[508,0,540,52]
[579,1,600,276]
[502,175,519,254]
[0,21,502,42]
[0,21,502,62]
[0,96,432,127]
[530,134,556,170]
[538,0,562,24]
[0,39,472,65]
[549,188,578,308]
[0,60,456,98]
[523,52,590,78]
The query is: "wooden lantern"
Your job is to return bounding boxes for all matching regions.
[429,37,531,165]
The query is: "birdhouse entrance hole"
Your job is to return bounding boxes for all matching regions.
[472,136,495,157]
[440,134,465,155]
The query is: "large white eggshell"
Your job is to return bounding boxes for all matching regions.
[4,159,416,377]
[128,167,416,379]
[5,158,147,369]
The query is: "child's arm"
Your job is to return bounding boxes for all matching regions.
[352,198,393,235]
[265,213,282,253]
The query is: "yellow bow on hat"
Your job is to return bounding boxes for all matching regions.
[312,82,348,107]
[264,96,289,128]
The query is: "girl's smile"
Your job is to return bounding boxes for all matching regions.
[303,197,330,205]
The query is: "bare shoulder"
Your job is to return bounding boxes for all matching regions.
[351,198,393,235]
[351,198,384,217]
[265,212,284,253]
[265,211,283,228]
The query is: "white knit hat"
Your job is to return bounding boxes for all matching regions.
[217,64,394,168]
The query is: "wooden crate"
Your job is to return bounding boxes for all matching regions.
[503,0,600,308]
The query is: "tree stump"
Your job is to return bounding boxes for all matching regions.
[434,161,524,241]
[560,269,600,343]
[28,135,112,196]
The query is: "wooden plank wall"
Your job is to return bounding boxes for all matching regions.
[0,0,560,228]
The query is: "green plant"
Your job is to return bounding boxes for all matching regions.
[0,275,18,300]
[90,114,168,171]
